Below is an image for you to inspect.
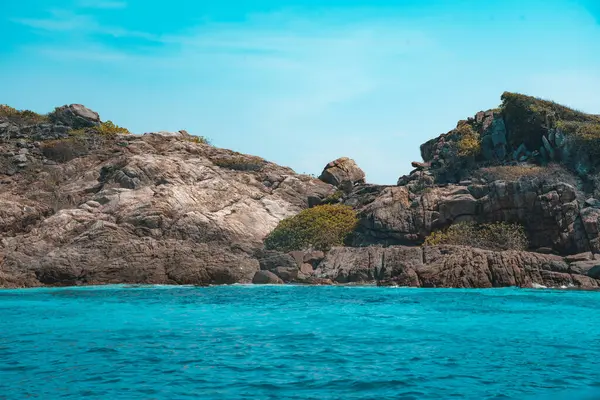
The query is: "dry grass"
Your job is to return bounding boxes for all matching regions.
[472,163,580,186]
[212,155,266,172]
[425,221,529,251]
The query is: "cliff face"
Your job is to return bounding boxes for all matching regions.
[0,106,334,287]
[2,94,600,289]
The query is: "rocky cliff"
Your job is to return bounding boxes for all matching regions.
[0,105,333,287]
[2,94,600,289]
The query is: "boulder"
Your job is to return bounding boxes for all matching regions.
[303,250,325,266]
[271,266,298,282]
[300,263,314,275]
[252,270,284,284]
[258,251,298,271]
[50,104,100,129]
[319,157,365,189]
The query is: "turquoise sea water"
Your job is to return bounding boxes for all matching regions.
[1,286,600,400]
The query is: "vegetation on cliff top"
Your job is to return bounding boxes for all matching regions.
[500,91,600,153]
[0,105,49,124]
[265,204,358,252]
[425,221,529,252]
[70,121,130,136]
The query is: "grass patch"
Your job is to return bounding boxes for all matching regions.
[472,163,579,185]
[425,221,529,251]
[265,204,358,252]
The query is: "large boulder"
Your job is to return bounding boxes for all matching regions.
[50,104,101,129]
[319,157,365,189]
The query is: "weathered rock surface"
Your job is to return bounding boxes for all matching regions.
[0,110,335,288]
[319,157,365,190]
[4,95,600,290]
[349,178,594,255]
[316,245,600,288]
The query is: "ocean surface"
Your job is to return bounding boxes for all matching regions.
[1,286,600,400]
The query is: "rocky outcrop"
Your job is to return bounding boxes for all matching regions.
[315,245,600,288]
[49,104,101,129]
[0,107,336,288]
[348,177,591,255]
[319,157,365,190]
[418,93,600,186]
[3,94,600,290]
[0,103,100,142]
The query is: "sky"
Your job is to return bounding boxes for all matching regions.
[1,0,600,184]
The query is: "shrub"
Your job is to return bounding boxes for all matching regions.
[97,121,130,135]
[41,138,89,163]
[455,124,481,157]
[321,190,344,204]
[0,105,48,124]
[187,135,211,145]
[425,221,529,251]
[213,155,266,172]
[264,204,358,252]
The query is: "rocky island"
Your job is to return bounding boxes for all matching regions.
[2,93,600,289]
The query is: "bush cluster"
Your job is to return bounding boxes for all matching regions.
[97,121,130,135]
[69,121,130,137]
[455,124,481,157]
[425,221,529,251]
[264,204,358,252]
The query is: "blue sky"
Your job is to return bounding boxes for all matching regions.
[1,0,600,183]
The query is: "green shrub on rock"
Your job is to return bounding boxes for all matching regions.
[425,221,528,251]
[264,204,358,252]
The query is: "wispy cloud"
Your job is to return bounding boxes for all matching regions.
[13,10,96,32]
[77,0,127,9]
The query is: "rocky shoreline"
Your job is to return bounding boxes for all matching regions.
[2,93,600,289]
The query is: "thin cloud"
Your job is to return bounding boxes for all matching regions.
[77,0,127,9]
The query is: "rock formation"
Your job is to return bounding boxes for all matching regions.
[319,157,365,190]
[0,105,334,287]
[315,246,600,288]
[2,93,600,289]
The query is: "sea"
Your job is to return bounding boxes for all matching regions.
[1,285,599,399]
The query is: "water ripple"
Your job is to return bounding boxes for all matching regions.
[0,285,599,399]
